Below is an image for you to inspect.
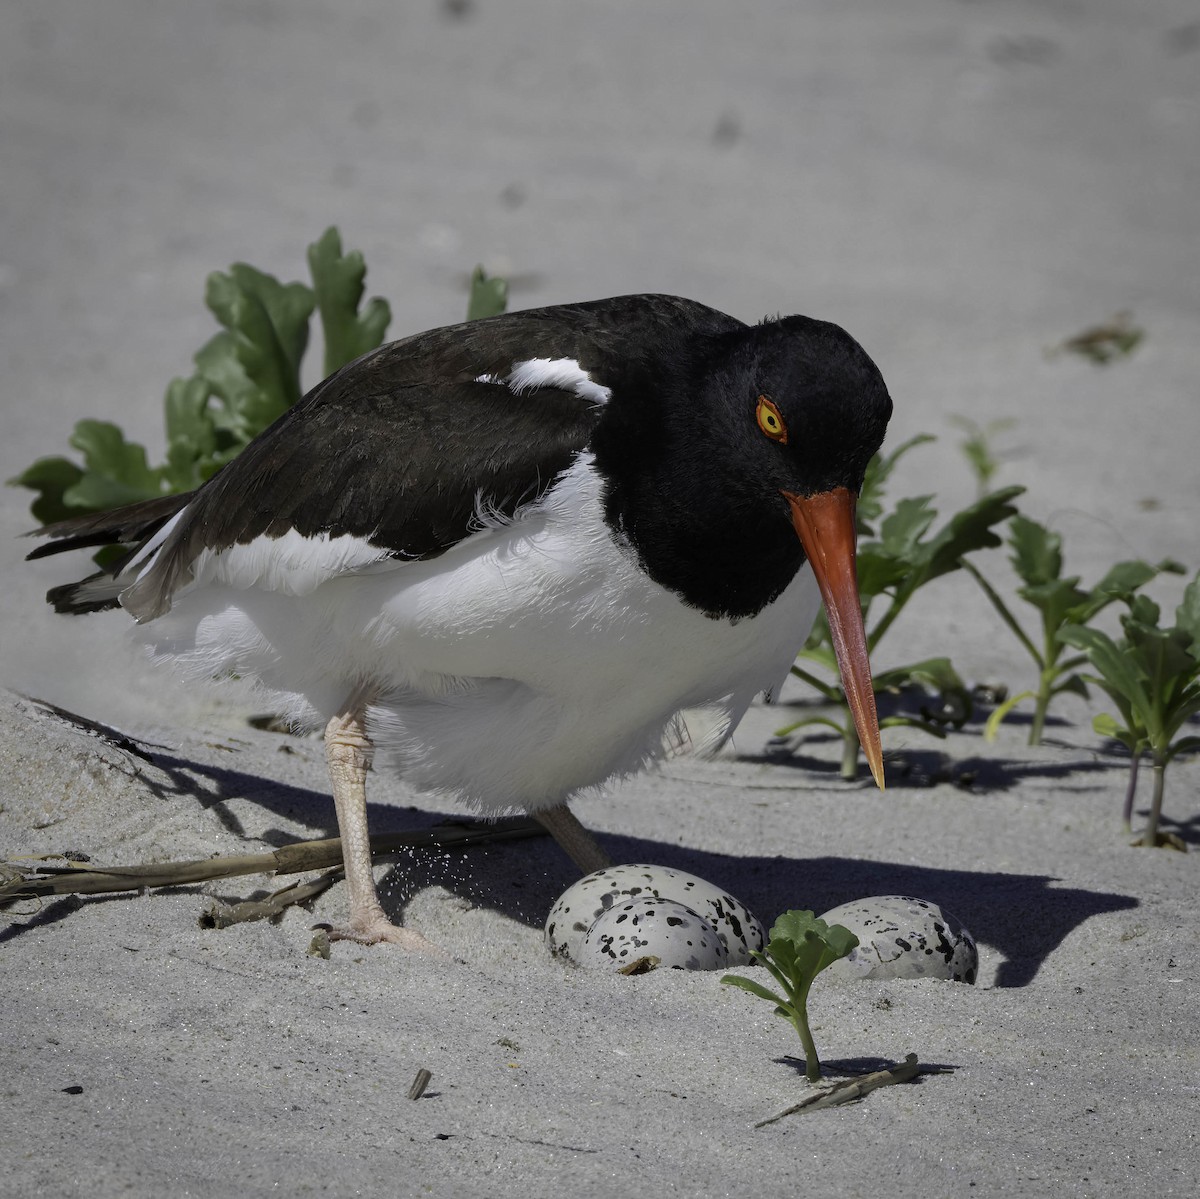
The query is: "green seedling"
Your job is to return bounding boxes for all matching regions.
[949,414,1018,499]
[778,435,1023,778]
[10,228,391,529]
[466,265,509,321]
[722,910,858,1083]
[308,227,393,377]
[10,232,510,537]
[1049,312,1144,365]
[967,515,1182,745]
[1058,574,1200,848]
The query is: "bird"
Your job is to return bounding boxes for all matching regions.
[27,292,893,952]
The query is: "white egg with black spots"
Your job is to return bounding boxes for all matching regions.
[544,863,764,965]
[579,897,730,971]
[818,895,978,983]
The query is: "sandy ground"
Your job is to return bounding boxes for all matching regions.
[2,1,1198,1195]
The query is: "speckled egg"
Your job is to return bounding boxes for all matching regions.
[818,895,978,983]
[580,897,730,971]
[544,864,765,966]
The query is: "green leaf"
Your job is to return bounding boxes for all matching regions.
[857,433,935,530]
[1125,593,1161,630]
[198,263,316,438]
[62,420,163,509]
[1008,514,1062,587]
[720,973,789,1009]
[767,910,859,978]
[466,266,508,321]
[854,544,911,601]
[915,486,1025,585]
[1059,625,1152,723]
[1051,673,1090,700]
[1073,558,1164,624]
[1092,711,1141,750]
[1162,690,1200,743]
[773,713,847,738]
[1125,622,1195,704]
[878,496,937,559]
[1019,577,1089,632]
[984,689,1036,741]
[1174,573,1200,649]
[1166,735,1200,763]
[307,227,391,376]
[878,715,948,737]
[7,456,86,524]
[160,376,220,493]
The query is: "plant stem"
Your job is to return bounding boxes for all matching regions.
[1141,753,1167,847]
[841,723,860,780]
[1122,752,1141,833]
[788,663,844,702]
[791,982,822,1083]
[961,560,1041,663]
[866,597,903,654]
[1030,672,1051,746]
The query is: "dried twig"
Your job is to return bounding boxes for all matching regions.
[1,819,546,905]
[199,869,345,928]
[755,1054,936,1125]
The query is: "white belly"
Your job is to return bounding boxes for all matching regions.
[131,457,821,813]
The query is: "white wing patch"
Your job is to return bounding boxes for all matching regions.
[487,357,611,406]
[126,507,188,578]
[121,527,396,617]
[186,528,393,596]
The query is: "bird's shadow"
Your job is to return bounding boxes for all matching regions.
[4,732,1142,985]
[381,827,1137,989]
[745,735,1115,793]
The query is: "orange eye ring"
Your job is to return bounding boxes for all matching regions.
[755,395,788,444]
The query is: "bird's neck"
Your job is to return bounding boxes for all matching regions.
[591,378,803,622]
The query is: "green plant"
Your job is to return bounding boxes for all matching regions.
[1050,312,1144,365]
[1059,574,1200,849]
[722,910,858,1083]
[949,414,1018,499]
[10,229,392,528]
[466,265,509,321]
[967,515,1182,746]
[9,232,514,537]
[777,435,1024,778]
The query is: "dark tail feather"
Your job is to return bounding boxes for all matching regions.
[24,493,193,560]
[26,492,195,615]
[46,572,125,615]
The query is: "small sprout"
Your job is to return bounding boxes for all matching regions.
[1059,573,1200,848]
[967,514,1182,745]
[1049,312,1144,365]
[949,415,1019,499]
[466,265,509,322]
[722,910,858,1083]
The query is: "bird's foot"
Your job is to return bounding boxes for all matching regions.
[317,911,449,956]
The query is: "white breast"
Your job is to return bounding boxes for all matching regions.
[130,455,820,813]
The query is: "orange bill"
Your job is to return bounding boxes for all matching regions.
[782,486,884,789]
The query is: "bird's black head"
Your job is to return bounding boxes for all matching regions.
[724,313,892,500]
[594,311,892,611]
[592,308,892,786]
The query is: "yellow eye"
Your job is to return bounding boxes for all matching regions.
[755,395,788,444]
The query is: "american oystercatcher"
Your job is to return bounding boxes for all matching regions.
[28,293,892,950]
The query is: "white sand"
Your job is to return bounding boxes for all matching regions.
[2,1,1197,1195]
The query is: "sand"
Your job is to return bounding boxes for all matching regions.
[2,1,1197,1195]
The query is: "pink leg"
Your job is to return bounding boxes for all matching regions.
[535,803,612,874]
[323,686,444,954]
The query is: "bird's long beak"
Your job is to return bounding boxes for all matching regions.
[782,487,884,789]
